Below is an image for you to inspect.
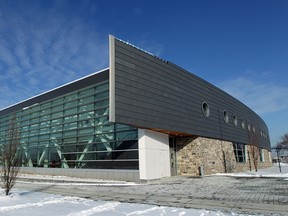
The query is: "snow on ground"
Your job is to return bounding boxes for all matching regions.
[214,163,288,179]
[1,164,286,215]
[0,189,254,216]
[18,173,137,184]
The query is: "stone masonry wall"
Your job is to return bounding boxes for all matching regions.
[176,136,272,176]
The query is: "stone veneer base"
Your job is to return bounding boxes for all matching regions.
[176,136,272,176]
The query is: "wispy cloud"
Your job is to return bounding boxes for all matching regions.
[0,0,107,109]
[217,74,288,115]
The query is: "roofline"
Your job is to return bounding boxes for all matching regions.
[0,67,109,112]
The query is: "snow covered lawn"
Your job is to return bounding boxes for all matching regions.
[214,163,288,179]
[0,189,251,216]
[1,164,286,215]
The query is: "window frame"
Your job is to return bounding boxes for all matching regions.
[233,143,246,163]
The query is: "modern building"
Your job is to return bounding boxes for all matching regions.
[0,35,272,181]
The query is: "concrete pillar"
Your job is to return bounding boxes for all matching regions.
[138,129,171,180]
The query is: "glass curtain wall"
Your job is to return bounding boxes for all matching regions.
[0,80,139,169]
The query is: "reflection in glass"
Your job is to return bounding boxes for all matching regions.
[0,80,139,170]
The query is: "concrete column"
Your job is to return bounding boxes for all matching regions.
[138,129,171,180]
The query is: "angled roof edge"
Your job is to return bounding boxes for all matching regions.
[0,67,109,115]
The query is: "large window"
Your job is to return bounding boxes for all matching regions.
[233,143,246,163]
[0,80,139,170]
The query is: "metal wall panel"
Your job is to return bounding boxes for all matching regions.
[110,36,271,150]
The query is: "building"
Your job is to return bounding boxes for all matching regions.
[0,35,272,181]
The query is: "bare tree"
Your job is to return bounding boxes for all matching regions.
[249,130,259,172]
[221,149,236,173]
[0,115,21,195]
[250,145,259,172]
[276,133,288,153]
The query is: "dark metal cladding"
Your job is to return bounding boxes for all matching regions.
[0,69,109,116]
[112,38,271,150]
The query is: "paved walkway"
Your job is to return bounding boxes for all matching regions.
[15,175,288,215]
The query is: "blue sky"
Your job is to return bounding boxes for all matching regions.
[0,0,287,147]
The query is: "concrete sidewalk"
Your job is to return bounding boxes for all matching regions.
[15,175,288,215]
